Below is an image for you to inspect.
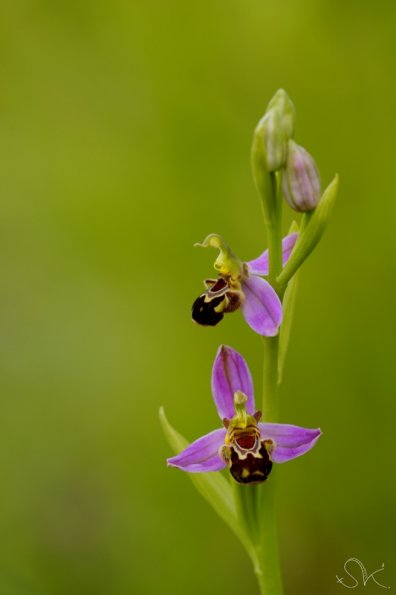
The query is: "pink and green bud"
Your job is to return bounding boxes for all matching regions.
[282,140,321,212]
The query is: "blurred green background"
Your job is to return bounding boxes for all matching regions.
[0,1,395,594]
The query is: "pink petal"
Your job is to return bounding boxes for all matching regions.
[246,233,298,276]
[241,276,282,336]
[259,422,321,463]
[211,345,255,418]
[167,428,227,472]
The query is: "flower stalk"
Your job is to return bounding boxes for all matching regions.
[255,479,283,595]
[266,172,283,287]
[256,166,284,595]
[162,89,337,595]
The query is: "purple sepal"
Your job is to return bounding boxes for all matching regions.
[167,428,227,472]
[211,345,255,418]
[241,276,282,336]
[246,233,298,276]
[259,422,321,463]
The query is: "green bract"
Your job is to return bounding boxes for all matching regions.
[277,174,339,291]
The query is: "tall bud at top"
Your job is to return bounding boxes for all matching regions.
[251,89,295,225]
[254,89,296,172]
[282,140,321,212]
[266,89,295,144]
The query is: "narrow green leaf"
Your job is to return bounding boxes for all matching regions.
[278,270,300,384]
[159,407,255,559]
[277,174,339,290]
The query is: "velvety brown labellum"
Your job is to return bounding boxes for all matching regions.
[229,441,273,485]
[192,276,242,326]
[192,294,225,326]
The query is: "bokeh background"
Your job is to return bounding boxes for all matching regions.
[0,1,395,594]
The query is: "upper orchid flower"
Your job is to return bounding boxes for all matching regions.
[167,345,321,484]
[191,233,297,336]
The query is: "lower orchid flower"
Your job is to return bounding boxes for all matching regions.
[167,345,321,485]
[191,233,297,336]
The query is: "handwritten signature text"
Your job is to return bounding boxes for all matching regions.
[336,557,390,589]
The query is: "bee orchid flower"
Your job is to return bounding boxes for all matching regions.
[167,345,321,484]
[192,233,297,336]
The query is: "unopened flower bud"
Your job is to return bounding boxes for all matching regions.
[282,140,321,212]
[266,89,295,140]
[253,89,296,173]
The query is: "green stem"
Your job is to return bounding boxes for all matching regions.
[233,472,282,595]
[254,478,283,595]
[267,172,283,287]
[262,336,280,420]
[234,335,283,595]
[253,339,283,595]
[233,482,260,545]
[251,169,284,595]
